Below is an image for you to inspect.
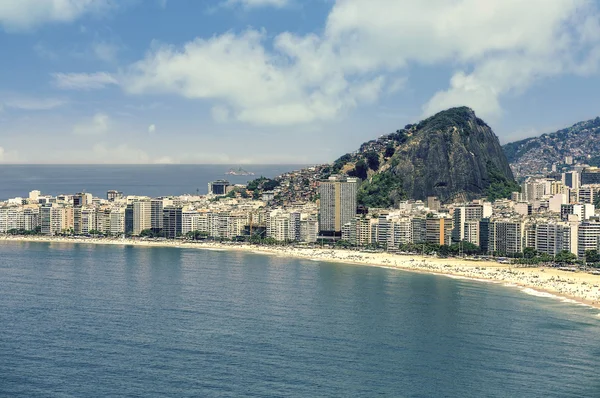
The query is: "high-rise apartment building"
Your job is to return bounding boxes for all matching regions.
[318,176,358,235]
[425,216,453,246]
[208,180,230,195]
[561,204,595,221]
[452,204,484,242]
[125,204,134,235]
[411,217,427,244]
[107,190,123,202]
[578,221,600,258]
[488,220,525,255]
[108,207,125,235]
[530,221,576,257]
[133,200,151,235]
[162,206,182,239]
[578,187,595,204]
[581,168,600,185]
[151,199,164,231]
[562,171,580,190]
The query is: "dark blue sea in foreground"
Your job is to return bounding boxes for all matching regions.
[2,242,600,397]
[0,164,302,200]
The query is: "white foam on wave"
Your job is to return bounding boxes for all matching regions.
[503,283,517,287]
[520,287,561,299]
[560,298,579,304]
[445,275,468,280]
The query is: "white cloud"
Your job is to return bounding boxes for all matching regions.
[154,156,179,164]
[119,0,600,126]
[223,0,290,8]
[92,41,120,63]
[211,106,230,123]
[122,30,385,125]
[73,113,110,135]
[2,97,66,110]
[148,124,156,133]
[0,0,114,31]
[52,72,118,90]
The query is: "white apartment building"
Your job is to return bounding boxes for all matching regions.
[133,200,152,235]
[452,204,485,242]
[80,207,97,234]
[387,217,412,248]
[300,214,318,243]
[109,207,125,235]
[182,209,200,235]
[578,221,600,258]
[528,221,577,256]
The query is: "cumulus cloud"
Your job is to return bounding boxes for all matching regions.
[0,0,113,31]
[52,72,118,90]
[148,124,156,133]
[73,113,110,135]
[121,30,384,125]
[57,0,596,126]
[323,0,600,119]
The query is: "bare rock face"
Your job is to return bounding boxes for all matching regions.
[391,107,514,202]
[344,107,517,206]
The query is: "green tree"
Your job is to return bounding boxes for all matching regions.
[365,152,380,171]
[585,250,600,263]
[384,144,395,158]
[349,159,368,180]
[523,247,538,259]
[555,250,577,264]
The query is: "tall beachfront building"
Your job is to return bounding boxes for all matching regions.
[163,206,182,239]
[133,200,152,235]
[151,199,164,231]
[318,176,358,236]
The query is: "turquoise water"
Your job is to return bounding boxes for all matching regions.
[1,241,600,397]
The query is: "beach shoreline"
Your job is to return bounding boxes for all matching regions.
[2,235,600,311]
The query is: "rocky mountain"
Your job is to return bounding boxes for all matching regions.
[325,107,517,206]
[503,117,600,178]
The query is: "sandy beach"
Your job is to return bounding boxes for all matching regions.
[2,235,600,310]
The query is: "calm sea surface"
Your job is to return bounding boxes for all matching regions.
[0,164,302,200]
[1,241,600,397]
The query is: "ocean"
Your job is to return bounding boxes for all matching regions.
[0,164,302,200]
[1,241,600,397]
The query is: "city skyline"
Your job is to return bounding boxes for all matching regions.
[2,0,600,164]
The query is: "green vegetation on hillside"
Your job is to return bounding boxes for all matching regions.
[348,159,368,180]
[416,106,473,132]
[484,161,520,201]
[357,172,406,207]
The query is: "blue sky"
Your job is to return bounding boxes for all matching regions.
[1,0,600,164]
